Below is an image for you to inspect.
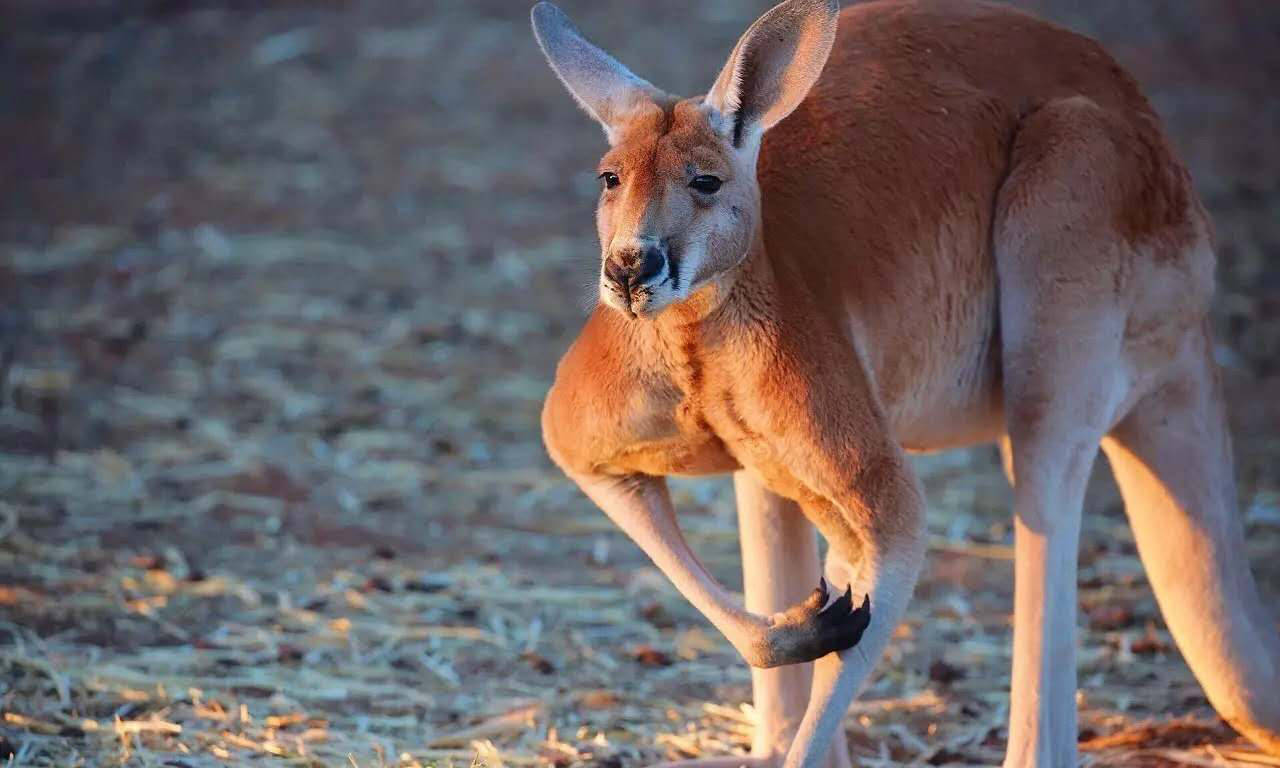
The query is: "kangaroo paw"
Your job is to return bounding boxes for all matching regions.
[747,580,871,668]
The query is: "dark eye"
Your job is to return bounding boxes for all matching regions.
[689,175,722,194]
[599,171,620,190]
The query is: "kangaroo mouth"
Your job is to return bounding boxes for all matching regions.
[606,260,672,320]
[622,285,651,318]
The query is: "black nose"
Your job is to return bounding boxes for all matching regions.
[635,245,665,282]
[606,244,666,289]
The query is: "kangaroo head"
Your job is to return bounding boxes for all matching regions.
[532,0,839,319]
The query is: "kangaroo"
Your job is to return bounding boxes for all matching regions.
[531,1,1280,766]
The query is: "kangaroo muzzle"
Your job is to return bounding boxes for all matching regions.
[604,241,667,305]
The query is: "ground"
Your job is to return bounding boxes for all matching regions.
[1,1,1278,766]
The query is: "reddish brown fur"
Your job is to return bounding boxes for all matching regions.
[544,0,1207,505]
[538,1,1278,763]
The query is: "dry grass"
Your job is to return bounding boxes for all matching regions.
[2,461,1278,767]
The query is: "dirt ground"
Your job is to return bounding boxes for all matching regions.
[1,1,1278,766]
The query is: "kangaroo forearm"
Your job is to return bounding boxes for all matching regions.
[569,470,872,668]
[569,471,757,641]
[803,456,927,570]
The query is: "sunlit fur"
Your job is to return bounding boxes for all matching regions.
[535,1,1280,766]
[594,100,757,318]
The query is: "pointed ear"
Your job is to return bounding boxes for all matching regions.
[704,0,839,146]
[531,2,662,143]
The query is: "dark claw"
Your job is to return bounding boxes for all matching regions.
[753,584,873,668]
[846,594,872,643]
[818,584,853,617]
[810,587,869,656]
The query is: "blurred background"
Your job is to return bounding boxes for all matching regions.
[1,1,1277,765]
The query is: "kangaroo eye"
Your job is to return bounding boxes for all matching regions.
[599,172,621,190]
[689,175,722,194]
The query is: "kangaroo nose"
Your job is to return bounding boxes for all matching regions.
[635,245,665,283]
[603,257,630,288]
[606,243,666,290]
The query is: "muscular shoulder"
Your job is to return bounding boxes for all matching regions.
[542,307,681,474]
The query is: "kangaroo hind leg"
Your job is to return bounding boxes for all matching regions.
[995,94,1140,768]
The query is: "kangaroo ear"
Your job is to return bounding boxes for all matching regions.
[704,0,839,147]
[531,2,662,143]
